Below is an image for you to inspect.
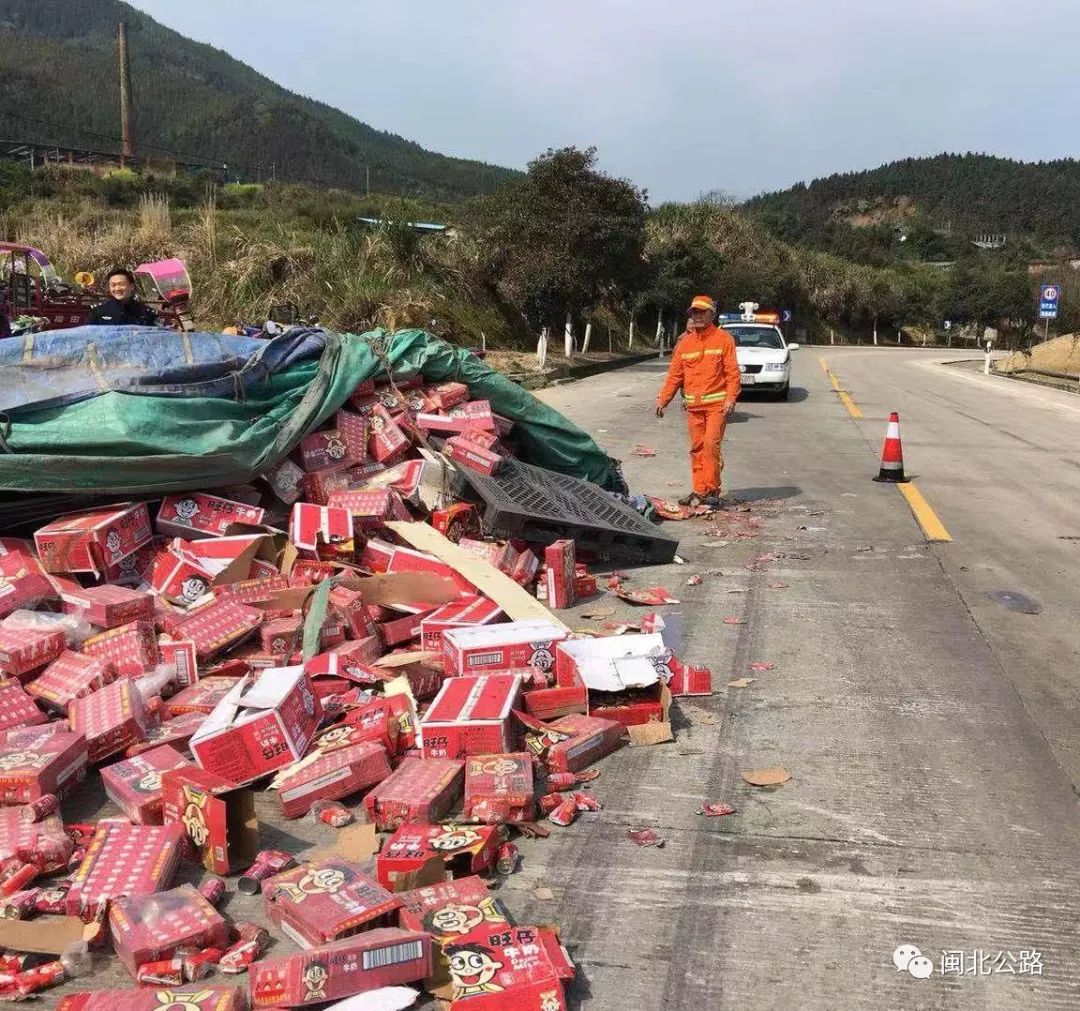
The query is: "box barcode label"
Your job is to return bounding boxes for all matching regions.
[467,651,502,668]
[362,939,424,970]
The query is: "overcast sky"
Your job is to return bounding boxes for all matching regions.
[129,0,1079,202]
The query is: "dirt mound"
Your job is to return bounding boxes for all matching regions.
[996,334,1080,377]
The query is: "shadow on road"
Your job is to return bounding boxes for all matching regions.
[739,386,811,403]
[731,485,802,502]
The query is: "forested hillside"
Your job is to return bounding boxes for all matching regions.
[746,154,1080,261]
[0,0,516,199]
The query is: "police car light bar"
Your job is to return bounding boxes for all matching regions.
[719,311,782,325]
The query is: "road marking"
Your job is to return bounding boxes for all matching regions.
[820,357,861,415]
[898,483,952,542]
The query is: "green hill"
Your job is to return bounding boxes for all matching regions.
[0,0,517,200]
[745,153,1080,262]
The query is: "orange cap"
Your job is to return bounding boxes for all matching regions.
[689,295,716,312]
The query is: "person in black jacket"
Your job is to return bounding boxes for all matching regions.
[87,267,159,326]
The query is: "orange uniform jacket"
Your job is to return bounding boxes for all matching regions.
[657,324,741,410]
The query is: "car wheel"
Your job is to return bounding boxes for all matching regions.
[776,383,789,401]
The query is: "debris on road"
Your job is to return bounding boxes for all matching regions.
[988,590,1042,614]
[722,616,745,625]
[627,828,665,847]
[632,445,657,457]
[749,661,776,672]
[696,802,736,817]
[741,768,792,787]
[0,344,736,1008]
[726,678,755,689]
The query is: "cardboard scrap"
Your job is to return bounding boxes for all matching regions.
[0,914,99,954]
[726,678,755,689]
[741,767,791,787]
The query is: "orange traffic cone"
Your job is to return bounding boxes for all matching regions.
[873,411,908,483]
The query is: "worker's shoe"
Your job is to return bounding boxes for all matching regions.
[677,493,702,507]
[701,492,724,509]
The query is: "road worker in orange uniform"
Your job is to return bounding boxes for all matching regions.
[655,295,741,507]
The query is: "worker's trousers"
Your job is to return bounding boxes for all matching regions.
[687,407,728,496]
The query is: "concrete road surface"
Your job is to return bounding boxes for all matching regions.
[504,348,1080,1010]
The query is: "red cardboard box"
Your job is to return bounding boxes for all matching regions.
[512,549,540,587]
[264,858,403,946]
[65,822,186,917]
[26,652,112,712]
[299,425,364,473]
[101,744,193,824]
[358,537,395,574]
[376,822,499,891]
[0,625,66,679]
[668,661,713,696]
[0,725,88,804]
[58,986,245,1011]
[463,753,535,824]
[417,400,496,435]
[364,756,464,831]
[431,503,479,543]
[249,929,432,1007]
[322,695,405,755]
[56,581,154,629]
[265,456,307,504]
[523,664,588,721]
[328,488,411,528]
[289,503,354,555]
[190,666,321,784]
[445,925,569,1010]
[82,619,159,677]
[34,502,152,577]
[306,636,385,683]
[166,675,242,717]
[546,714,626,773]
[421,596,504,653]
[173,598,263,661]
[161,767,258,875]
[261,615,303,656]
[443,621,567,677]
[430,381,469,410]
[398,874,513,939]
[544,540,577,610]
[0,680,46,731]
[0,553,55,617]
[328,585,376,639]
[0,805,74,872]
[158,638,199,690]
[458,538,519,578]
[420,674,523,759]
[379,609,434,648]
[216,575,291,605]
[157,493,266,538]
[109,883,229,977]
[367,404,411,463]
[68,677,148,763]
[336,408,370,461]
[444,436,503,476]
[386,545,475,600]
[276,740,391,818]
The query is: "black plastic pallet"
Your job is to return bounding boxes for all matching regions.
[458,458,679,564]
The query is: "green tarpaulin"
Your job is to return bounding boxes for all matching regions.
[0,329,624,495]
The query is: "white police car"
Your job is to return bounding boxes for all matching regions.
[718,312,799,400]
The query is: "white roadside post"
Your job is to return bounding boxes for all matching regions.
[655,311,664,345]
[537,326,548,371]
[629,316,635,350]
[582,321,592,354]
[564,313,573,357]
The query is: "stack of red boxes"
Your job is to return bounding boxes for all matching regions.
[68,677,149,762]
[275,740,391,819]
[364,756,465,831]
[82,620,159,677]
[156,493,266,538]
[0,680,46,731]
[463,753,536,823]
[34,503,153,577]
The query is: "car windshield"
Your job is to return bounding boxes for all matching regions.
[725,326,785,350]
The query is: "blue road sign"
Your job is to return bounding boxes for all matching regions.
[781,309,793,323]
[1040,283,1060,318]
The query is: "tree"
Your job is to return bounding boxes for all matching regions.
[467,147,648,328]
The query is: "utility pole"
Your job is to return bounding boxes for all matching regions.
[366,165,370,196]
[118,22,134,165]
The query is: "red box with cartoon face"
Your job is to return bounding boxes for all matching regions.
[299,426,364,474]
[363,756,464,831]
[189,666,321,784]
[57,986,245,1011]
[101,744,193,824]
[442,621,567,677]
[157,493,266,539]
[397,874,513,945]
[34,502,153,577]
[0,552,55,618]
[263,858,403,947]
[248,929,432,1007]
[367,404,411,463]
[444,926,570,1010]
[109,883,229,977]
[160,767,257,875]
[375,822,499,890]
[0,725,88,804]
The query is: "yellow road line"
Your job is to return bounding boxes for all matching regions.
[838,390,862,417]
[818,356,830,374]
[898,482,953,542]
